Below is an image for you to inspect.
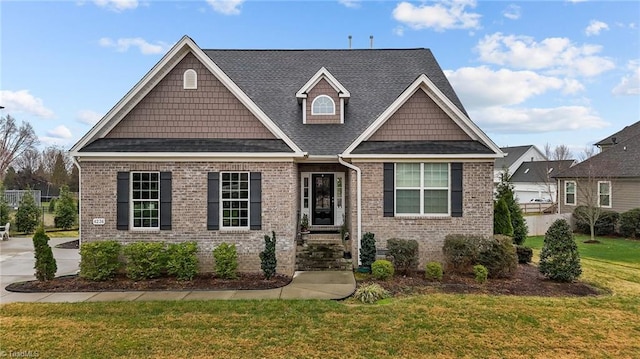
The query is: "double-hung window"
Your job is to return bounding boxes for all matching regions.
[395,163,449,215]
[131,172,160,229]
[565,181,576,205]
[598,181,611,208]
[221,172,249,228]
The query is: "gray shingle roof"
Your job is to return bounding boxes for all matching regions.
[352,140,492,155]
[595,120,640,147]
[495,146,537,170]
[510,160,575,183]
[204,49,468,156]
[80,138,293,153]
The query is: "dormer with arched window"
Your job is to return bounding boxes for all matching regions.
[296,67,350,124]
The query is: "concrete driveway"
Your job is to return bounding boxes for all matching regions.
[0,236,80,303]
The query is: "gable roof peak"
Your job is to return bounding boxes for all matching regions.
[296,67,351,100]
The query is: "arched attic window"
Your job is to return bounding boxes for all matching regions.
[311,95,335,115]
[183,69,197,89]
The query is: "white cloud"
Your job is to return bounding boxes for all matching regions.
[46,125,73,139]
[444,66,583,109]
[585,20,609,36]
[0,90,55,119]
[77,110,103,125]
[392,0,481,32]
[476,32,615,77]
[338,0,361,9]
[502,4,521,20]
[206,0,244,15]
[93,0,138,12]
[612,60,640,96]
[471,106,608,134]
[393,26,405,37]
[99,37,171,55]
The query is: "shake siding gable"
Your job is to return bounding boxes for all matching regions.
[306,78,341,124]
[368,89,471,141]
[106,52,276,140]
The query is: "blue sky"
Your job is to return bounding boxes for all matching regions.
[1,0,639,158]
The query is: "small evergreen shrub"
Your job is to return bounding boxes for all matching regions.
[166,242,199,281]
[54,185,77,230]
[80,241,122,281]
[33,226,57,281]
[213,243,238,279]
[353,283,390,304]
[48,198,57,213]
[515,245,533,264]
[512,214,528,246]
[473,264,488,284]
[387,238,419,275]
[493,197,514,236]
[260,231,277,280]
[424,262,443,282]
[539,219,582,282]
[15,190,40,234]
[442,234,489,274]
[123,242,167,280]
[619,208,640,239]
[359,232,376,270]
[477,236,517,278]
[573,206,619,236]
[0,185,10,225]
[371,259,394,280]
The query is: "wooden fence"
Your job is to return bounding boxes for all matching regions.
[520,202,557,214]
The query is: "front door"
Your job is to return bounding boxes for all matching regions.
[312,174,334,225]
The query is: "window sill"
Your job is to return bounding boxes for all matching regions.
[128,229,160,233]
[394,215,451,220]
[219,229,252,234]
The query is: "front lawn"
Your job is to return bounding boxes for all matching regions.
[525,235,640,264]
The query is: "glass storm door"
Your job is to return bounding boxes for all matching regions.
[312,174,334,225]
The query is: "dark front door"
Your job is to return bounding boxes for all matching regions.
[312,174,334,226]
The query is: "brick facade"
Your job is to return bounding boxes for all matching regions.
[347,161,494,267]
[80,161,297,275]
[107,52,276,140]
[305,78,342,124]
[369,89,471,141]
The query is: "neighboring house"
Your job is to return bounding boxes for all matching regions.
[494,145,546,183]
[555,120,640,215]
[70,36,502,275]
[509,160,575,203]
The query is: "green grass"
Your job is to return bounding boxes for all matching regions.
[526,235,640,264]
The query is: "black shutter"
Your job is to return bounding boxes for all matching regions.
[250,172,262,230]
[116,172,129,230]
[383,163,394,217]
[451,163,463,217]
[207,172,219,230]
[160,172,172,230]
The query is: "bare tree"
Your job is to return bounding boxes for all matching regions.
[578,146,597,162]
[540,143,575,204]
[544,143,573,160]
[571,161,612,243]
[0,115,39,179]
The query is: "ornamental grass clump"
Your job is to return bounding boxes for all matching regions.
[353,283,390,304]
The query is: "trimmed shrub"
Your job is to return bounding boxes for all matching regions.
[0,184,10,225]
[387,238,419,275]
[493,197,514,236]
[33,226,57,281]
[260,231,277,280]
[442,234,490,274]
[515,245,533,264]
[213,243,238,279]
[424,262,443,282]
[353,283,390,304]
[54,185,77,230]
[573,206,619,236]
[539,219,582,282]
[359,232,376,270]
[473,264,488,284]
[48,198,57,213]
[512,217,528,246]
[619,208,640,239]
[80,241,122,281]
[123,242,167,281]
[166,242,199,281]
[371,259,394,280]
[477,236,517,278]
[15,190,40,234]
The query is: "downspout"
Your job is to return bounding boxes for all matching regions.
[338,155,362,265]
[556,178,561,214]
[72,156,82,248]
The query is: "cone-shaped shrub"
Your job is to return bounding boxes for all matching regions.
[539,219,582,282]
[260,231,277,279]
[359,232,376,270]
[493,197,514,236]
[33,226,57,281]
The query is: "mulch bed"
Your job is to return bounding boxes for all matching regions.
[55,239,79,249]
[6,273,291,293]
[363,264,603,297]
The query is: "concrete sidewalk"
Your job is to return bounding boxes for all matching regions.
[0,237,356,304]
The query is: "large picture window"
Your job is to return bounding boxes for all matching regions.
[221,172,249,228]
[565,181,576,205]
[131,172,160,229]
[598,181,611,208]
[395,163,449,215]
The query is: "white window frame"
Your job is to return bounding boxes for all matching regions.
[183,69,197,89]
[395,163,450,217]
[130,171,160,230]
[565,181,576,206]
[220,172,250,230]
[311,95,336,115]
[598,181,611,208]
